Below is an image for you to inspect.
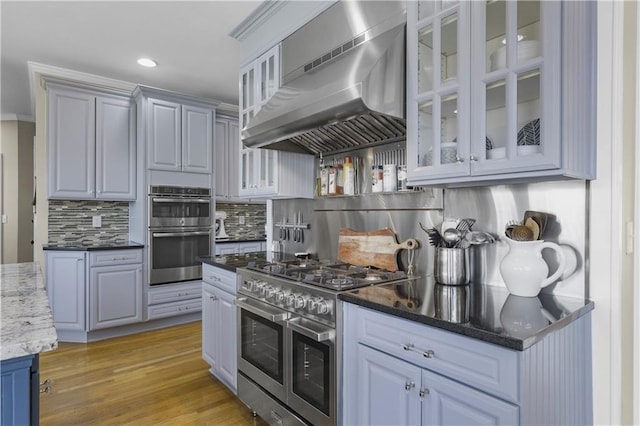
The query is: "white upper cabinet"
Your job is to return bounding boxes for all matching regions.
[238,45,314,199]
[136,86,217,175]
[406,0,596,186]
[214,115,240,198]
[47,81,135,200]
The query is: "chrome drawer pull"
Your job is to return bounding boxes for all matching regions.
[419,388,430,398]
[423,350,435,359]
[402,343,414,351]
[404,381,415,392]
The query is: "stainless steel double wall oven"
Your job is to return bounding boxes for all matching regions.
[147,185,212,285]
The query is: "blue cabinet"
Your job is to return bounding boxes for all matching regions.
[1,354,39,426]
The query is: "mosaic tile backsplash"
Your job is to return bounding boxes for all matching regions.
[216,202,266,239]
[48,200,129,245]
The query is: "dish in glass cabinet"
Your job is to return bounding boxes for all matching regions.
[517,118,540,146]
[490,40,540,71]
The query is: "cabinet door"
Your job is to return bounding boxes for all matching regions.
[182,105,213,174]
[254,149,277,195]
[470,0,561,176]
[46,252,86,331]
[356,344,422,426]
[89,264,142,330]
[256,45,280,109]
[421,369,519,426]
[95,95,136,200]
[147,98,181,171]
[215,289,237,393]
[407,1,471,182]
[0,355,36,426]
[239,148,256,196]
[227,119,240,197]
[202,284,218,369]
[239,63,256,131]
[47,87,95,199]
[214,118,230,197]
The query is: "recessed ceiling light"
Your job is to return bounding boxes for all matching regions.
[137,58,157,68]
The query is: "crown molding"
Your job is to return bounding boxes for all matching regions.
[28,61,137,117]
[229,1,287,42]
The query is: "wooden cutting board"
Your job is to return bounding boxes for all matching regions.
[337,228,418,272]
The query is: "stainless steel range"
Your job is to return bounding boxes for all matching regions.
[235,258,411,426]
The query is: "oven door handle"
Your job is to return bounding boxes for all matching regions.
[152,231,211,238]
[287,317,335,342]
[235,298,290,323]
[151,197,211,203]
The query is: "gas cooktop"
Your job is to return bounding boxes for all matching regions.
[245,258,409,291]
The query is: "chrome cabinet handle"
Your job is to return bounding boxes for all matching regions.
[404,381,415,392]
[455,155,464,163]
[419,388,430,398]
[402,343,414,351]
[423,350,435,359]
[209,295,218,301]
[470,154,478,162]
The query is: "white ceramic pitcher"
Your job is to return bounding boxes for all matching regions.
[499,239,566,297]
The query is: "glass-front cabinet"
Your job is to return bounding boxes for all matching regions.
[407,0,596,185]
[239,45,280,197]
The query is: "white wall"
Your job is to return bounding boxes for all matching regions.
[591,2,637,424]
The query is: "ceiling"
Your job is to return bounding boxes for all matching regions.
[0,1,261,120]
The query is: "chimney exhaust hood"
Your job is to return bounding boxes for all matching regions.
[241,1,406,156]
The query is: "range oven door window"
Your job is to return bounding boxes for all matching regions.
[287,317,335,423]
[240,309,284,384]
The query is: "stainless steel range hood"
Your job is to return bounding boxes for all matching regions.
[241,1,406,156]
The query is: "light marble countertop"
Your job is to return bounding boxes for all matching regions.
[1,262,58,361]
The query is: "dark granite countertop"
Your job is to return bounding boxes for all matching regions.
[198,252,303,273]
[339,277,594,351]
[215,237,266,244]
[43,241,144,251]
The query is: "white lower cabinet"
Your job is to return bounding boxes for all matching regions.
[89,264,142,330]
[45,249,144,341]
[357,344,518,426]
[202,263,237,394]
[343,303,592,426]
[146,281,202,320]
[214,241,265,255]
[46,251,86,332]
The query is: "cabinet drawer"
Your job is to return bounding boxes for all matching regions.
[147,299,202,320]
[202,264,237,294]
[90,249,142,266]
[147,282,202,305]
[353,305,519,403]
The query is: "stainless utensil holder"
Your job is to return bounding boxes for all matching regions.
[434,247,470,285]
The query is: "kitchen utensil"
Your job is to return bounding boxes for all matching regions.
[285,217,290,241]
[337,228,419,272]
[442,228,463,248]
[298,211,304,244]
[441,217,459,235]
[510,225,535,241]
[504,220,521,239]
[294,212,300,242]
[419,222,442,247]
[499,239,566,297]
[524,217,540,240]
[464,231,496,245]
[523,210,548,236]
[434,247,470,285]
[280,217,285,241]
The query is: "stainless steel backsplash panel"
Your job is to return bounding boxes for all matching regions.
[272,180,587,299]
[444,180,588,299]
[272,190,444,279]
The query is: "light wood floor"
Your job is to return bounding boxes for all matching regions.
[39,321,264,425]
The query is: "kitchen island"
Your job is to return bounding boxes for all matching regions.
[1,262,58,425]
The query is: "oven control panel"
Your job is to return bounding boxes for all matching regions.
[239,275,336,326]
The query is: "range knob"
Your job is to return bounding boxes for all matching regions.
[316,300,331,315]
[254,281,266,295]
[307,298,318,313]
[294,295,306,309]
[265,286,278,299]
[285,294,295,307]
[274,291,285,303]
